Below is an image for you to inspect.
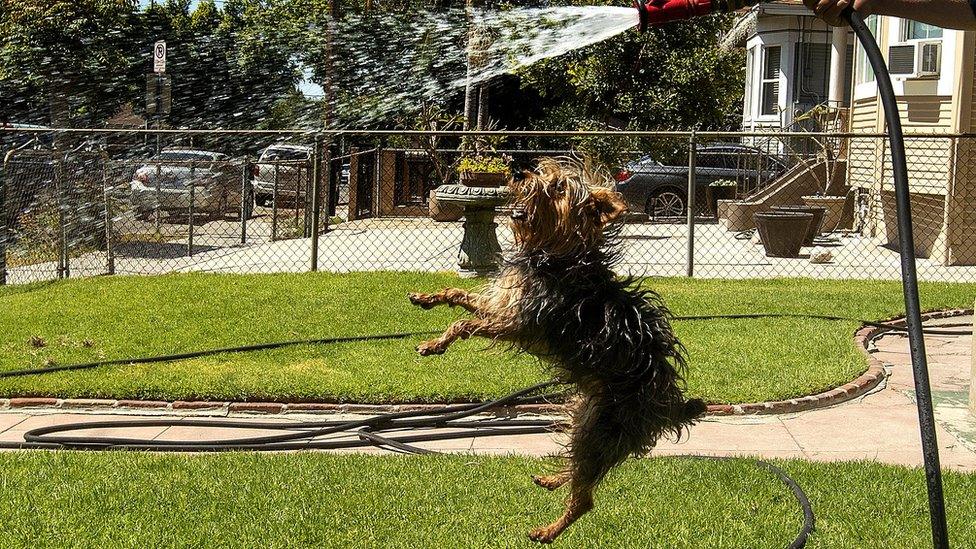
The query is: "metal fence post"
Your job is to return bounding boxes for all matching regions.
[102,159,115,276]
[0,152,7,286]
[154,161,162,235]
[272,162,279,242]
[240,158,249,245]
[56,154,69,279]
[686,132,697,278]
[187,160,195,257]
[323,139,332,236]
[310,134,323,272]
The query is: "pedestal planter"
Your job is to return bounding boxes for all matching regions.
[753,211,814,258]
[434,184,510,277]
[771,205,827,246]
[458,171,507,188]
[801,195,846,232]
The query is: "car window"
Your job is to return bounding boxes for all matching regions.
[159,151,215,162]
[697,152,732,169]
[629,157,661,170]
[262,148,309,161]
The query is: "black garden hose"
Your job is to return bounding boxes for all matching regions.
[844,9,950,548]
[0,309,959,546]
[0,311,965,380]
[0,373,816,547]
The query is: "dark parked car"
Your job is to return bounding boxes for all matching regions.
[614,144,789,219]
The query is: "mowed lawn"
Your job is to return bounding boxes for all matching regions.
[0,273,974,403]
[0,452,974,548]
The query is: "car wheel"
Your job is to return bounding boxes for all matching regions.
[646,189,686,220]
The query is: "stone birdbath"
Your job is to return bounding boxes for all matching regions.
[435,183,510,277]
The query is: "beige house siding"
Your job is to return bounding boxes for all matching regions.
[848,93,957,262]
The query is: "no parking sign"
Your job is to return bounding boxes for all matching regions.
[153,40,166,74]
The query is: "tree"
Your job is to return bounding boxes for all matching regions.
[0,0,142,126]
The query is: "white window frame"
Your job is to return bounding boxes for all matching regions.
[744,47,755,118]
[759,45,782,120]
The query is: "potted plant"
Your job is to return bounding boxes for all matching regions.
[706,179,737,218]
[457,154,511,187]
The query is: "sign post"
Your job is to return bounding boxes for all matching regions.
[147,41,169,155]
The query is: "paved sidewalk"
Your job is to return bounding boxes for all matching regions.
[1,316,974,470]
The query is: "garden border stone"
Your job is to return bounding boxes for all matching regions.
[2,309,968,416]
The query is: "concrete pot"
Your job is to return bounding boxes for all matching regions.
[754,211,814,258]
[801,195,846,232]
[771,205,827,246]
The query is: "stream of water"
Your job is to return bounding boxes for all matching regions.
[325,6,638,126]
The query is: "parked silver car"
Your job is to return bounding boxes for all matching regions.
[130,149,252,220]
[252,144,312,207]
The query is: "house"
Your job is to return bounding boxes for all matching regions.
[846,16,976,265]
[727,3,976,265]
[723,0,853,134]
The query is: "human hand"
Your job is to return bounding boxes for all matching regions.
[803,0,875,26]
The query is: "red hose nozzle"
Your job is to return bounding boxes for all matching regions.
[635,0,760,31]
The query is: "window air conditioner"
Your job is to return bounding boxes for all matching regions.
[887,41,941,78]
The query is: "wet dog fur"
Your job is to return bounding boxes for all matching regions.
[408,157,705,543]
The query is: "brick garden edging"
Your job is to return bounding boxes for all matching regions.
[2,309,969,417]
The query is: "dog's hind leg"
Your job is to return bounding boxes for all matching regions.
[528,482,595,544]
[408,288,484,313]
[529,397,630,543]
[416,318,501,356]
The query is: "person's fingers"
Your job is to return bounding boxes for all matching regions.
[823,0,851,25]
[809,0,847,26]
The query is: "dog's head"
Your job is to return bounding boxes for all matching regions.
[508,157,628,256]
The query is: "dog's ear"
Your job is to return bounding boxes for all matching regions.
[587,188,628,225]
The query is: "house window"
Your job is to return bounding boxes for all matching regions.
[760,46,781,116]
[855,15,879,84]
[904,21,943,40]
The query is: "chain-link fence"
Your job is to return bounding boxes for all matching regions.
[3,128,976,284]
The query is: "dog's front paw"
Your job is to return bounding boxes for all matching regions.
[528,526,558,544]
[416,340,446,356]
[408,292,437,309]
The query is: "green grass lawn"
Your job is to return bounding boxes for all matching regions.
[0,273,974,403]
[0,452,973,548]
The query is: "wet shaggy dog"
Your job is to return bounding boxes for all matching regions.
[408,158,705,543]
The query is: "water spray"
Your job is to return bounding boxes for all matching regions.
[633,3,950,547]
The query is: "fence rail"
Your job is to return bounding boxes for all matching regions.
[3,129,976,284]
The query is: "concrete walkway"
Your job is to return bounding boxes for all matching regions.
[1,315,975,471]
